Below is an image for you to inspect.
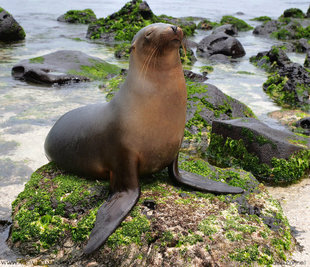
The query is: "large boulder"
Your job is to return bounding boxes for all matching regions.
[11,50,121,85]
[0,7,25,42]
[196,32,245,59]
[208,118,310,183]
[7,157,295,266]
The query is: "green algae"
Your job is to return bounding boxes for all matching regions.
[220,15,253,31]
[29,56,44,64]
[87,0,196,42]
[283,8,306,18]
[197,19,219,30]
[207,132,310,184]
[10,155,295,265]
[62,9,96,24]
[250,16,272,22]
[68,58,121,81]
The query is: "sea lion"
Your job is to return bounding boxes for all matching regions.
[44,23,243,255]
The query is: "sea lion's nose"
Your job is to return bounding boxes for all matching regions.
[171,25,178,33]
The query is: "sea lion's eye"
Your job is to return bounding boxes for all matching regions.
[145,30,153,38]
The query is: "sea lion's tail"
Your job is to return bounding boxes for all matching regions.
[168,154,244,194]
[83,188,140,255]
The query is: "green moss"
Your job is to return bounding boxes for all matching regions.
[207,133,310,184]
[263,73,310,109]
[198,215,218,236]
[197,19,219,30]
[283,8,305,18]
[200,65,214,74]
[88,0,196,42]
[106,207,150,248]
[63,9,96,24]
[250,16,272,22]
[220,15,253,31]
[237,71,255,75]
[29,56,44,64]
[68,59,121,81]
[100,74,126,101]
[229,244,273,265]
[184,81,255,154]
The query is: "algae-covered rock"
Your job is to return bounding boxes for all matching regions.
[11,50,121,85]
[208,118,310,184]
[268,109,310,136]
[8,156,296,266]
[57,9,97,24]
[305,50,310,68]
[86,0,196,44]
[283,8,306,18]
[0,7,26,42]
[250,47,310,110]
[183,82,255,155]
[220,15,253,31]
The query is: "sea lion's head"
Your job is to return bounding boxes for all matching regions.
[129,23,184,69]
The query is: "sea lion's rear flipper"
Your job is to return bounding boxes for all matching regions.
[83,188,140,255]
[168,155,243,194]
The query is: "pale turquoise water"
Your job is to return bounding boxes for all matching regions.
[0,0,309,260]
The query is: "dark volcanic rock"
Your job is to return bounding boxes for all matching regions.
[251,48,310,109]
[11,50,120,85]
[305,50,310,68]
[211,118,309,165]
[295,117,310,135]
[253,20,280,36]
[0,8,26,41]
[197,32,245,59]
[183,70,207,82]
[212,24,237,36]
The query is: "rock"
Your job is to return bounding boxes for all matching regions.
[251,47,310,109]
[294,38,310,53]
[0,7,26,42]
[212,24,237,36]
[57,9,97,24]
[208,118,310,183]
[197,32,245,59]
[12,50,121,85]
[184,82,254,154]
[220,15,253,31]
[305,50,310,68]
[86,0,195,43]
[8,158,296,266]
[183,70,207,82]
[209,54,231,63]
[295,117,310,135]
[197,19,219,30]
[253,20,280,35]
[283,8,305,18]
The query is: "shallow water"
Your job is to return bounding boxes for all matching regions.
[0,0,309,263]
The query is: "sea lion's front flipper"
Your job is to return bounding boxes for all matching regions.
[83,187,140,255]
[168,155,243,194]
